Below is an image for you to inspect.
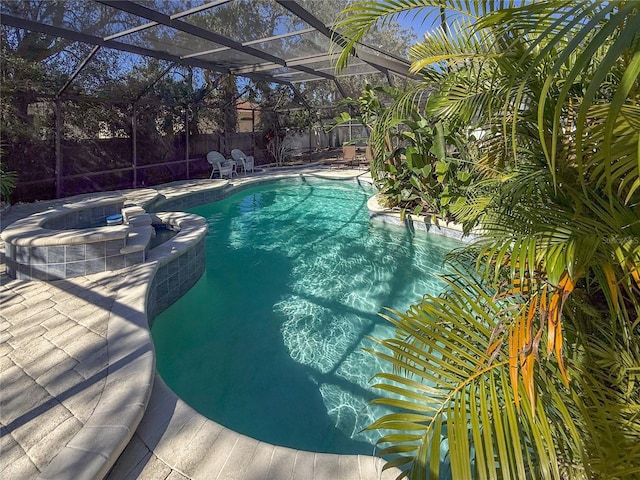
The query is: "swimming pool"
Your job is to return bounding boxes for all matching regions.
[151,178,461,455]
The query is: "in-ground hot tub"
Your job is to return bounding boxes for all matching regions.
[1,195,156,281]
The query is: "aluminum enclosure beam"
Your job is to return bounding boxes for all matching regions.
[101,1,231,42]
[0,14,288,86]
[3,1,411,86]
[98,1,335,82]
[284,82,311,111]
[184,27,316,59]
[98,0,284,64]
[334,79,348,99]
[274,0,413,79]
[57,45,101,97]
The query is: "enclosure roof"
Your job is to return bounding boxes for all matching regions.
[1,0,413,98]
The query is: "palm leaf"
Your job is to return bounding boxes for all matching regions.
[491,1,640,195]
[367,267,583,479]
[333,1,509,73]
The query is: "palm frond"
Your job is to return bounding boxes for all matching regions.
[568,322,640,477]
[583,104,640,203]
[367,266,583,479]
[409,18,499,73]
[333,0,508,72]
[490,1,640,193]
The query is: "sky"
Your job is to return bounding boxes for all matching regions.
[396,8,447,40]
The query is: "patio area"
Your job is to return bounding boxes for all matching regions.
[1,168,401,480]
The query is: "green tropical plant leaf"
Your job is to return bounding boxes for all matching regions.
[366,265,587,479]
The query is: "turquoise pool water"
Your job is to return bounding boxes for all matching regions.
[151,179,461,455]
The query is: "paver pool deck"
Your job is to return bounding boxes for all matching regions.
[1,167,400,480]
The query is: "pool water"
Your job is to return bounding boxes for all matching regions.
[151,179,461,455]
[149,225,178,249]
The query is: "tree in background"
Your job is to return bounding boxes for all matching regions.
[0,1,126,199]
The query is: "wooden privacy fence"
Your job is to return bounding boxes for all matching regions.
[5,116,367,203]
[7,132,265,203]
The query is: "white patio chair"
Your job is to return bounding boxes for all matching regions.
[231,149,254,174]
[206,151,236,178]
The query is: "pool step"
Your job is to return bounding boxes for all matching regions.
[127,213,152,227]
[122,205,146,222]
[120,207,153,261]
[122,206,152,226]
[121,224,152,258]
